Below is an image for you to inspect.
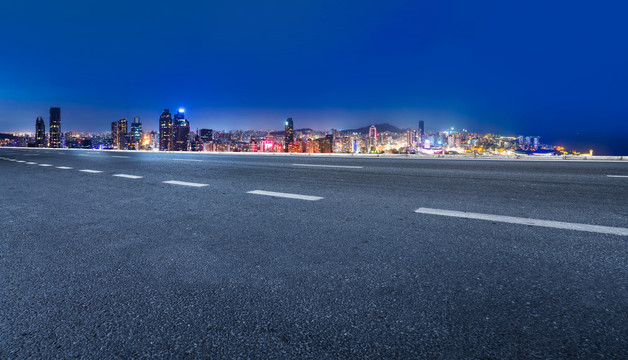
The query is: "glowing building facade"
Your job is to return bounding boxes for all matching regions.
[159,109,173,151]
[49,107,61,148]
[284,117,294,152]
[35,117,45,147]
[173,109,189,151]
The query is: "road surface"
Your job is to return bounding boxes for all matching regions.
[1,148,627,358]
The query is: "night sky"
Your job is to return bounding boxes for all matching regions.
[1,1,627,153]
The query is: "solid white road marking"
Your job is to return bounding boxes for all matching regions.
[162,180,208,187]
[607,175,628,178]
[246,190,323,201]
[113,174,143,179]
[292,164,363,169]
[415,207,628,236]
[26,162,37,165]
[56,166,73,169]
[173,158,203,162]
[38,164,53,167]
[79,169,103,173]
[111,155,129,158]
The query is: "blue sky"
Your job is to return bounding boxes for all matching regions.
[1,0,626,152]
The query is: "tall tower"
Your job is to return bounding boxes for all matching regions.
[284,117,294,152]
[159,109,173,151]
[35,117,45,147]
[173,108,190,151]
[111,121,118,148]
[130,116,142,149]
[49,107,61,148]
[369,124,377,138]
[419,121,424,136]
[368,124,377,151]
[111,119,128,149]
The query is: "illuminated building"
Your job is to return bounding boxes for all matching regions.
[173,108,190,151]
[159,109,173,151]
[49,107,61,148]
[331,128,339,151]
[130,116,142,149]
[111,118,128,149]
[284,117,294,152]
[367,124,377,151]
[35,117,45,147]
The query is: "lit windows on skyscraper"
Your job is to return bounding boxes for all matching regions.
[159,109,173,151]
[49,107,61,148]
[173,108,190,151]
[284,117,294,152]
[35,117,45,147]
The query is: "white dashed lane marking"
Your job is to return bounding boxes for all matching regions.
[162,180,208,187]
[26,162,37,165]
[247,190,323,201]
[113,174,143,179]
[415,207,628,236]
[79,169,103,173]
[607,175,628,178]
[38,164,53,167]
[173,159,203,162]
[292,164,363,169]
[56,166,73,169]
[111,155,129,158]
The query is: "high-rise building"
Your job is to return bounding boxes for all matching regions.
[111,121,118,148]
[112,118,128,149]
[369,125,377,138]
[130,116,142,149]
[49,107,61,148]
[284,117,294,152]
[173,108,190,151]
[35,117,45,147]
[199,129,213,143]
[159,109,173,151]
[419,121,424,136]
[368,124,377,151]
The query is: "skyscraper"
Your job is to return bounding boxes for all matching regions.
[35,117,45,147]
[368,124,377,151]
[159,109,173,151]
[419,121,424,136]
[111,121,118,148]
[199,129,213,143]
[112,118,128,149]
[284,117,294,152]
[173,108,190,151]
[49,107,61,148]
[130,116,142,149]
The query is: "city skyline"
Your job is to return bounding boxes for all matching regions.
[0,107,598,156]
[2,105,625,154]
[1,1,626,154]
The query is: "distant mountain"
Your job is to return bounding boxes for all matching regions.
[268,124,407,136]
[340,123,407,134]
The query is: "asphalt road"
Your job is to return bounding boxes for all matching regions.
[1,148,627,359]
